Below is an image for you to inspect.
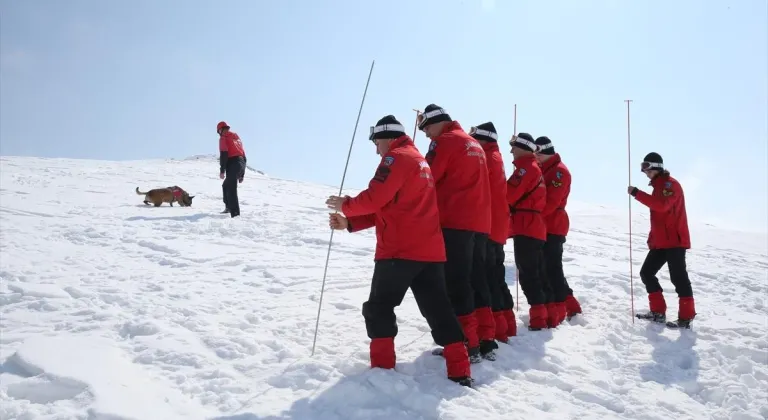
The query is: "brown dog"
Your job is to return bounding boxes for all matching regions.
[136,186,195,207]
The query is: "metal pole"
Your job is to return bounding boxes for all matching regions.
[625,99,635,324]
[311,60,376,355]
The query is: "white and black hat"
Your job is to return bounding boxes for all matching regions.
[469,122,498,142]
[418,104,452,130]
[534,136,555,155]
[369,115,406,141]
[641,152,664,172]
[509,132,538,152]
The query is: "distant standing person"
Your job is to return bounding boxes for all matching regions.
[468,122,516,342]
[534,136,583,326]
[217,121,246,218]
[418,104,495,362]
[628,152,695,329]
[326,115,473,387]
[506,133,550,331]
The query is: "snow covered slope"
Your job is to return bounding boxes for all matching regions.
[0,156,766,420]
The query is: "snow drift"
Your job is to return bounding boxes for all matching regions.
[0,156,766,420]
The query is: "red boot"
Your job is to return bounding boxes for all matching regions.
[648,291,667,315]
[370,337,395,369]
[565,294,582,318]
[678,296,696,320]
[503,309,517,337]
[442,341,471,379]
[546,303,560,328]
[493,311,508,342]
[528,304,549,330]
[475,306,496,343]
[456,312,480,350]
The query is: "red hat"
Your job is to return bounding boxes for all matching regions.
[216,121,230,132]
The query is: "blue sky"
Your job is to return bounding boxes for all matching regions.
[1,0,766,232]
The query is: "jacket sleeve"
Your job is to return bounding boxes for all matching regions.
[506,167,534,207]
[341,154,407,217]
[347,214,376,232]
[219,136,228,174]
[426,141,451,186]
[541,170,570,217]
[634,181,680,212]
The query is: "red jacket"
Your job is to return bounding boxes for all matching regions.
[342,135,446,262]
[219,131,246,173]
[219,131,245,157]
[481,142,510,245]
[425,121,491,234]
[506,154,547,241]
[540,153,571,237]
[633,172,691,249]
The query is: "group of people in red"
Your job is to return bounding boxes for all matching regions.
[322,104,695,388]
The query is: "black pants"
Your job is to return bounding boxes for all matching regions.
[486,240,513,311]
[513,235,550,306]
[640,248,693,297]
[222,157,246,218]
[442,228,478,317]
[362,259,465,346]
[542,234,570,303]
[471,233,493,310]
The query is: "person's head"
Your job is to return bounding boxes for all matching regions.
[417,104,453,139]
[509,132,538,159]
[369,115,406,156]
[641,152,664,179]
[216,121,230,135]
[534,136,555,164]
[468,122,498,145]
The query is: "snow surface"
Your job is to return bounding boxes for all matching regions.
[0,155,766,420]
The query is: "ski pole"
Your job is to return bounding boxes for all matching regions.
[311,59,376,356]
[513,104,519,312]
[625,99,635,324]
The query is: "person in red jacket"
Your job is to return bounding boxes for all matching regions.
[417,104,495,362]
[217,121,247,218]
[325,115,473,387]
[469,122,517,342]
[506,133,550,331]
[628,152,695,329]
[534,136,583,327]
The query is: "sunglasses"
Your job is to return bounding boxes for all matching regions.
[369,123,406,142]
[641,161,664,172]
[509,135,539,152]
[417,108,448,130]
[469,126,498,141]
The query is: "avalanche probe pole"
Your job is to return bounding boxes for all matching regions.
[513,104,520,312]
[625,99,635,324]
[412,109,420,143]
[311,60,376,356]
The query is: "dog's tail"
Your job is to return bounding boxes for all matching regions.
[136,187,149,195]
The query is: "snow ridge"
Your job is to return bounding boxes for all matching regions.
[0,156,766,420]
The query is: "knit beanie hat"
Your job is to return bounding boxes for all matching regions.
[469,122,498,142]
[369,115,406,141]
[510,132,537,152]
[535,136,555,155]
[641,152,664,172]
[417,104,452,130]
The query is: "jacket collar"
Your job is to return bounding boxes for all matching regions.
[540,153,562,173]
[649,171,671,187]
[481,141,499,153]
[513,153,537,166]
[388,135,414,150]
[434,120,463,138]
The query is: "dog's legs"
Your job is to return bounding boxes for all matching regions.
[144,201,150,205]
